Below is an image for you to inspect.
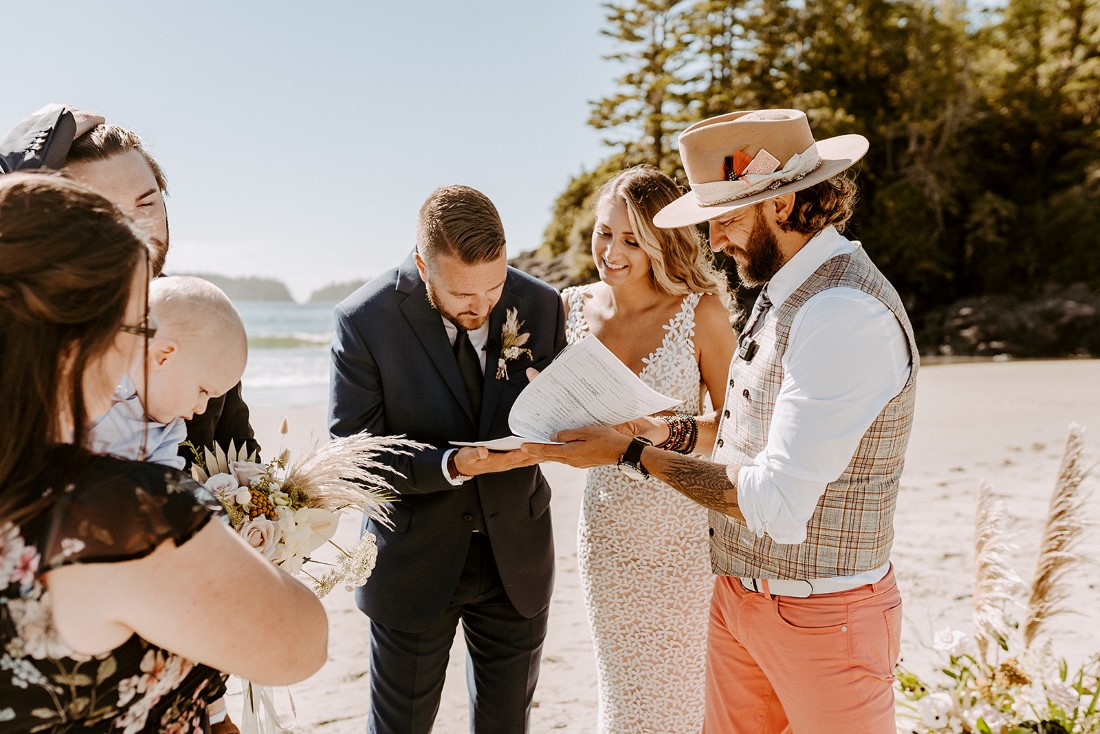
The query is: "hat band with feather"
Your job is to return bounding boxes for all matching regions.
[690,143,822,206]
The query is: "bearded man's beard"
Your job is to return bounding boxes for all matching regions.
[734,208,786,288]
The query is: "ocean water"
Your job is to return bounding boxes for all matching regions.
[236,301,335,407]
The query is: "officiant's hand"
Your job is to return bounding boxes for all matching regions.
[453,445,542,476]
[522,426,631,468]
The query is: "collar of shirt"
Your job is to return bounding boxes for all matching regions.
[767,225,858,307]
[441,316,490,370]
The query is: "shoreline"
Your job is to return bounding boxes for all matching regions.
[246,359,1100,733]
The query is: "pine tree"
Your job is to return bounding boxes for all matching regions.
[588,0,696,172]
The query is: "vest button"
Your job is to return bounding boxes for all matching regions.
[708,527,715,537]
[723,409,730,418]
[463,514,474,522]
[742,389,750,399]
[716,439,724,448]
[729,378,735,388]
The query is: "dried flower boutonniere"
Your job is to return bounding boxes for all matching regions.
[496,307,532,380]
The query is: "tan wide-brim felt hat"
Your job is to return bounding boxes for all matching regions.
[654,109,869,228]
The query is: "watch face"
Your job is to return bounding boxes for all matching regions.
[618,463,649,482]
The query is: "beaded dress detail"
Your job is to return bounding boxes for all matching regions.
[563,286,712,734]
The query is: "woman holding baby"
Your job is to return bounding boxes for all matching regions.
[0,175,324,730]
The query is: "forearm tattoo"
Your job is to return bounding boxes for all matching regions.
[657,453,738,515]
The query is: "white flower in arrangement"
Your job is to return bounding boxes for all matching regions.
[931,627,969,655]
[239,517,281,560]
[961,703,1007,732]
[273,507,339,568]
[916,691,954,728]
[313,533,380,598]
[1046,678,1081,712]
[230,460,266,487]
[233,488,253,507]
[204,473,240,500]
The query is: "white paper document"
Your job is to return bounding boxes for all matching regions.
[451,335,681,450]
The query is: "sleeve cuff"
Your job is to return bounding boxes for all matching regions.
[441,449,468,486]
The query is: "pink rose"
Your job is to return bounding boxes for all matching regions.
[239,517,281,560]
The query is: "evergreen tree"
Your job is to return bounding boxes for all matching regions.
[588,0,696,172]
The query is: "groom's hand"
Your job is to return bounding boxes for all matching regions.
[522,426,631,469]
[453,446,541,476]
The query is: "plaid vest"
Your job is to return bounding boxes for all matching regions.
[710,245,918,579]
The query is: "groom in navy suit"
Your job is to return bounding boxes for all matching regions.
[329,185,566,734]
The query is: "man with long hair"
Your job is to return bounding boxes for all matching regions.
[527,109,917,733]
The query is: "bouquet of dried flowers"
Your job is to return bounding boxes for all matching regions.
[896,425,1099,733]
[185,422,421,597]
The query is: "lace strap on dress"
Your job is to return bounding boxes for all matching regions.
[562,285,591,344]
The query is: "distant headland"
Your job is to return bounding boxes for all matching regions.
[171,273,367,304]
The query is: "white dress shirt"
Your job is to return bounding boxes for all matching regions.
[735,226,911,560]
[441,317,490,484]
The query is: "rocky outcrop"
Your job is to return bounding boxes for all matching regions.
[918,285,1100,358]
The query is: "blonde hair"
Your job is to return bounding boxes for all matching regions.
[597,166,730,306]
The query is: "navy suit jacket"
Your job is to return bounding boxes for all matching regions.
[329,254,566,631]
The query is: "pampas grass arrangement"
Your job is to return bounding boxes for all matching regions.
[896,424,1099,733]
[972,481,1025,665]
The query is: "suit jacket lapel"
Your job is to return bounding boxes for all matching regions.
[396,254,477,425]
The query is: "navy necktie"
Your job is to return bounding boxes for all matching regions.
[454,327,483,418]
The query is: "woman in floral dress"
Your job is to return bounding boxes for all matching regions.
[0,174,326,732]
[561,166,736,733]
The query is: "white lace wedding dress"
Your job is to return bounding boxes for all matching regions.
[563,286,713,734]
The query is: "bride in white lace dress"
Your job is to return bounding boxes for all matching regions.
[561,167,736,733]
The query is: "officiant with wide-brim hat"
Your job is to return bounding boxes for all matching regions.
[525,108,917,733]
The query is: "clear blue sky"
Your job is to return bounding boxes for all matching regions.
[2,1,617,301]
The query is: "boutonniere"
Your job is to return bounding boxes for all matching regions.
[496,307,532,380]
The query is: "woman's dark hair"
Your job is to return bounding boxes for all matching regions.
[0,174,147,523]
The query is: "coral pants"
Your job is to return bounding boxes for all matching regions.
[703,568,902,734]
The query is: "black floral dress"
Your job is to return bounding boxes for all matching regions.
[0,450,227,733]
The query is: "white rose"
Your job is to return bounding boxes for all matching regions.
[230,461,266,487]
[203,473,239,500]
[931,628,969,656]
[239,517,281,560]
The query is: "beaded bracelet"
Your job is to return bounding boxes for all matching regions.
[656,414,698,454]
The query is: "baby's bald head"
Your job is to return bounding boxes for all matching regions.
[142,276,247,423]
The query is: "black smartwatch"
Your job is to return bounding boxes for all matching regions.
[617,436,653,481]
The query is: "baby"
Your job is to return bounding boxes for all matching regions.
[89,275,248,469]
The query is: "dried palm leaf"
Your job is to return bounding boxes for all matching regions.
[973,481,1024,665]
[1024,424,1093,647]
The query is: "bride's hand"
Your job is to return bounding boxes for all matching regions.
[616,416,669,445]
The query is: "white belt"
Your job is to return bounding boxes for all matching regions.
[738,570,885,598]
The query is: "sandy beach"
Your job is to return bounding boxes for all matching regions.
[245,359,1100,733]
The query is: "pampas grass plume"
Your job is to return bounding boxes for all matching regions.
[1023,424,1093,647]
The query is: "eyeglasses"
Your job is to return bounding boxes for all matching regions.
[119,315,158,340]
